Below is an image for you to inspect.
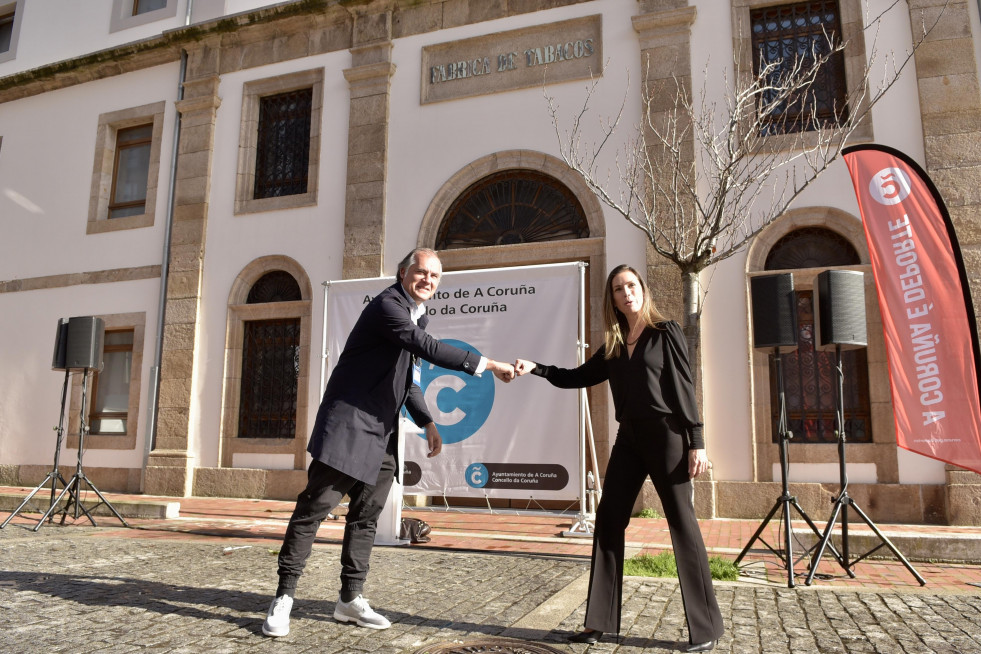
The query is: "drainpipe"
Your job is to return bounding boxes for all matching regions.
[142,48,187,492]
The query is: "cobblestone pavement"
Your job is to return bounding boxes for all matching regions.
[2,525,980,654]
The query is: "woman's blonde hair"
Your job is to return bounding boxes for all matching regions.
[603,264,666,359]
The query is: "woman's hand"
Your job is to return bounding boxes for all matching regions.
[688,448,710,479]
[514,359,536,376]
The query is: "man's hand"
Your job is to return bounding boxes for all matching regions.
[514,359,536,376]
[487,359,515,382]
[425,423,442,458]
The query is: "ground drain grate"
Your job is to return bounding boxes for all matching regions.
[410,637,566,654]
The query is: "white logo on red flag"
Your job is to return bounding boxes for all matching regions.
[869,167,912,206]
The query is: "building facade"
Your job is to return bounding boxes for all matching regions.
[2,0,980,524]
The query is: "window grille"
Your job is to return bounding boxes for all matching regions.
[750,1,848,135]
[253,88,312,199]
[765,228,870,443]
[238,318,300,439]
[436,170,589,249]
[765,226,859,269]
[247,271,302,304]
[771,291,871,443]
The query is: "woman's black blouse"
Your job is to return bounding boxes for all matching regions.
[530,320,704,448]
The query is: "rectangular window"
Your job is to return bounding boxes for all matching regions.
[132,0,167,15]
[750,1,848,135]
[253,88,313,200]
[88,102,164,234]
[235,68,322,215]
[89,330,135,435]
[109,124,153,219]
[0,10,13,53]
[110,0,176,32]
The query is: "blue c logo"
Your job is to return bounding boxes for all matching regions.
[415,339,495,444]
[466,463,489,488]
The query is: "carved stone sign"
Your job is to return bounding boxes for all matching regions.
[420,14,603,105]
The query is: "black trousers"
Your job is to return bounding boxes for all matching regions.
[276,449,397,596]
[584,415,724,644]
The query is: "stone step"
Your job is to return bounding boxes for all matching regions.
[790,528,981,564]
[0,491,179,521]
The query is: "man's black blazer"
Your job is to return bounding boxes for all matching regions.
[307,282,481,484]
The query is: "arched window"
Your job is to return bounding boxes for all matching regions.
[766,226,860,269]
[238,271,302,439]
[436,170,589,249]
[765,228,871,443]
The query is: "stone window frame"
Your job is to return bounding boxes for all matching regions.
[746,207,900,484]
[234,68,323,216]
[220,256,312,470]
[87,101,166,235]
[731,0,873,151]
[67,312,146,452]
[109,0,178,34]
[0,0,25,65]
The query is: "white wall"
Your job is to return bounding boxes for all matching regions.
[0,279,159,470]
[0,62,178,280]
[387,2,647,453]
[0,0,955,487]
[0,62,176,472]
[190,51,352,467]
[690,0,945,484]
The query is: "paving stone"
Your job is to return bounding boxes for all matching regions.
[2,524,981,653]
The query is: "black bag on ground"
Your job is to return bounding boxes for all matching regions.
[399,517,432,543]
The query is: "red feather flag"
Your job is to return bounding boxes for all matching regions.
[843,144,981,475]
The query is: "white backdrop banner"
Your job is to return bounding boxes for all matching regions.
[323,263,581,500]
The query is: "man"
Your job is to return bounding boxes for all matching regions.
[262,247,515,637]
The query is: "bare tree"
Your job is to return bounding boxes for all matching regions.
[547,1,946,364]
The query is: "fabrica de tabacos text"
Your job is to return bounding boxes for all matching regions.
[429,38,595,85]
[420,14,603,104]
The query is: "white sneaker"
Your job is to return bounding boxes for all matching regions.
[333,594,391,629]
[262,594,293,637]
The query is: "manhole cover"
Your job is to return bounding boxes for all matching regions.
[411,637,565,654]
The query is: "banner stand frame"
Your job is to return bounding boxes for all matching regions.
[562,261,601,538]
[322,262,600,534]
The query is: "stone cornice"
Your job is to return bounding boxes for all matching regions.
[0,0,343,104]
[0,0,601,105]
[0,265,161,293]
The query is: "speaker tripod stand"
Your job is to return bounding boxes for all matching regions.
[1,369,77,530]
[805,346,924,586]
[3,368,129,531]
[735,347,849,587]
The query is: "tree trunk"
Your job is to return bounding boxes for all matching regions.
[681,270,702,403]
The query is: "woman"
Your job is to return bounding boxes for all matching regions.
[515,264,724,652]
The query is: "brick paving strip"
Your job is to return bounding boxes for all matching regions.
[2,524,981,653]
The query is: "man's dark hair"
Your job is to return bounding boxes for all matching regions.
[396,248,439,281]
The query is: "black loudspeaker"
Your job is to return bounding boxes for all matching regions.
[51,318,70,370]
[750,273,798,350]
[65,316,105,370]
[816,270,867,350]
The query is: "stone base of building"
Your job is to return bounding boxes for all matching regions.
[635,477,954,525]
[3,463,980,526]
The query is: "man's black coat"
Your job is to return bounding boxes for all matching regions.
[308,282,481,484]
